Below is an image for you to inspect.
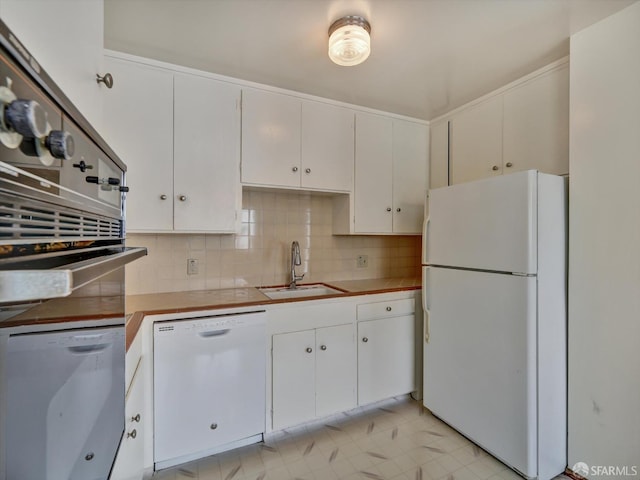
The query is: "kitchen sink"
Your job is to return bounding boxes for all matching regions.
[259,284,344,300]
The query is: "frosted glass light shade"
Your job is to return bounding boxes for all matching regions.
[328,16,371,66]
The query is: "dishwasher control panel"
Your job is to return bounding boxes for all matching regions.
[154,310,266,336]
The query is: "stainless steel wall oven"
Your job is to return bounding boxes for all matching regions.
[0,19,146,480]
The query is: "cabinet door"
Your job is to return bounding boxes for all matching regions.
[173,74,240,232]
[301,101,354,191]
[102,57,174,231]
[358,315,416,405]
[272,330,316,429]
[315,324,356,418]
[392,119,428,234]
[1,0,104,130]
[241,88,301,187]
[503,66,569,176]
[430,121,449,189]
[354,112,393,233]
[110,360,145,480]
[450,96,503,184]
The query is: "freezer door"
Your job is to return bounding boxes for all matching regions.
[423,267,537,477]
[426,170,537,274]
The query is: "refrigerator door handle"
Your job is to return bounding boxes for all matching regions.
[422,266,430,343]
[422,215,431,264]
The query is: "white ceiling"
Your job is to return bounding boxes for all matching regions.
[104,0,636,120]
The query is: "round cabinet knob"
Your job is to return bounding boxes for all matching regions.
[492,165,499,171]
[210,423,218,430]
[396,208,401,213]
[505,162,513,168]
[179,195,187,201]
[85,452,94,461]
[306,347,313,353]
[96,73,114,89]
[320,345,327,351]
[386,306,392,312]
[305,168,311,174]
[292,166,299,172]
[160,194,167,200]
[386,207,392,212]
[45,130,74,160]
[131,414,141,423]
[126,429,137,439]
[362,337,368,343]
[4,99,48,138]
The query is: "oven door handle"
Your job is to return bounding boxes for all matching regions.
[0,247,147,303]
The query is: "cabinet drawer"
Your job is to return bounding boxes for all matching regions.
[357,298,415,320]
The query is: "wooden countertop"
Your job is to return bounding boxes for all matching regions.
[125,277,421,350]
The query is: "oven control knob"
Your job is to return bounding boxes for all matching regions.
[119,186,130,193]
[107,177,121,185]
[4,99,49,138]
[45,130,74,160]
[85,176,99,184]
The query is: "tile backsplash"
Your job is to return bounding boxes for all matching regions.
[125,190,421,295]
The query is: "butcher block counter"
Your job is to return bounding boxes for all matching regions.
[125,277,421,350]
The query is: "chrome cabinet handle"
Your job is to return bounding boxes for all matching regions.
[131,414,141,423]
[178,195,187,201]
[492,165,499,171]
[362,337,368,343]
[386,306,392,312]
[386,207,392,212]
[320,345,327,351]
[160,194,167,200]
[505,162,513,168]
[306,347,312,353]
[292,166,298,172]
[210,423,218,430]
[96,73,113,89]
[305,168,311,174]
[127,429,137,439]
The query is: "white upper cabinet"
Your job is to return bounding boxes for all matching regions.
[102,54,240,233]
[241,89,354,192]
[301,101,354,192]
[173,74,240,232]
[241,88,301,188]
[102,57,174,231]
[392,119,429,234]
[440,61,569,185]
[429,121,449,189]
[450,95,503,184]
[503,65,569,176]
[1,0,105,131]
[351,112,428,234]
[354,112,394,233]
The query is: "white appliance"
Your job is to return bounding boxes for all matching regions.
[422,170,567,480]
[153,310,267,470]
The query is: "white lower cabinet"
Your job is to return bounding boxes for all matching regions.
[110,357,145,480]
[272,323,356,430]
[357,298,417,405]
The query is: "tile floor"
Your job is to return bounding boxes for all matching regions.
[153,396,572,480]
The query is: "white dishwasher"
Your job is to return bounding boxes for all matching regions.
[153,310,266,470]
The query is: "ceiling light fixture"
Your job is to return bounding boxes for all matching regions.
[328,15,371,66]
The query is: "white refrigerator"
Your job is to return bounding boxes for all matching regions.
[422,170,567,480]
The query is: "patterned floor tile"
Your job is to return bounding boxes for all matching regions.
[154,397,570,480]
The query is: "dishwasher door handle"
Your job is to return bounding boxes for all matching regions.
[198,329,231,338]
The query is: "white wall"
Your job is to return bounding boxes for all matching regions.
[568,1,640,473]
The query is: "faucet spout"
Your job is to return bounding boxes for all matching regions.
[289,241,305,289]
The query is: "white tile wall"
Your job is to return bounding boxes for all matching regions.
[125,190,421,295]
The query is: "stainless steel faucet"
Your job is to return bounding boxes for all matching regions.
[289,241,305,289]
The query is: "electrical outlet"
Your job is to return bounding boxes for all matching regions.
[356,255,369,268]
[187,258,199,275]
